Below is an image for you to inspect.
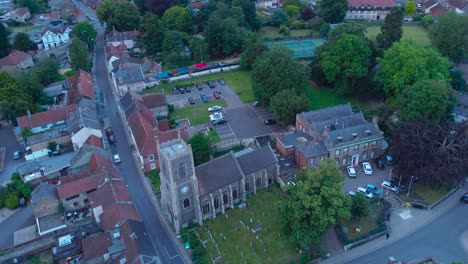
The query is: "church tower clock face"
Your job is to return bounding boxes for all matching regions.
[181,186,189,194]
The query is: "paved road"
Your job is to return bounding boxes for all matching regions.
[0,126,24,185]
[346,203,468,264]
[94,29,185,264]
[0,206,35,250]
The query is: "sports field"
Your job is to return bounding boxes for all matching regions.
[267,38,326,58]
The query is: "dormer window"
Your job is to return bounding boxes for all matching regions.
[365,130,371,136]
[361,5,365,9]
[337,136,344,142]
[368,5,371,9]
[352,133,358,139]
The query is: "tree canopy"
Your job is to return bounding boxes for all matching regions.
[429,12,468,63]
[187,133,213,166]
[35,56,60,86]
[0,72,35,124]
[68,38,92,72]
[404,1,416,16]
[0,23,10,58]
[138,12,165,56]
[376,7,403,52]
[205,14,243,57]
[270,9,288,26]
[240,36,268,70]
[279,159,351,249]
[189,37,208,64]
[13,33,36,52]
[318,0,348,24]
[270,89,309,125]
[252,46,310,105]
[74,22,97,51]
[162,6,193,33]
[144,0,176,16]
[97,0,140,31]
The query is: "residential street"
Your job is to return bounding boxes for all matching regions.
[94,28,185,263]
[0,125,24,185]
[0,206,34,250]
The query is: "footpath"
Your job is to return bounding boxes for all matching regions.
[319,184,468,264]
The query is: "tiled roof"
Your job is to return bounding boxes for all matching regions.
[279,131,313,147]
[57,173,103,199]
[347,0,396,7]
[313,112,367,135]
[156,126,189,144]
[0,50,31,66]
[14,7,30,16]
[105,44,129,61]
[84,134,103,148]
[82,233,112,261]
[106,30,139,43]
[157,119,170,131]
[88,178,131,210]
[66,98,100,134]
[423,0,437,9]
[448,0,468,9]
[88,152,113,172]
[120,91,143,118]
[142,93,167,108]
[17,108,68,130]
[111,57,140,71]
[100,203,141,230]
[67,70,94,104]
[301,103,353,124]
[69,144,110,171]
[31,182,58,206]
[296,140,329,158]
[128,110,156,156]
[42,26,72,36]
[327,123,382,145]
[236,145,278,175]
[191,1,206,8]
[114,64,145,85]
[429,4,448,17]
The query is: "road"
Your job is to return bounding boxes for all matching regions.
[0,126,25,185]
[346,203,468,264]
[93,27,185,264]
[0,206,35,249]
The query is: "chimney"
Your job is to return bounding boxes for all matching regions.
[387,256,396,264]
[322,126,330,138]
[352,133,358,140]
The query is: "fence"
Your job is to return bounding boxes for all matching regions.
[392,185,460,210]
[168,65,240,83]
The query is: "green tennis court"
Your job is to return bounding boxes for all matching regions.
[267,38,326,58]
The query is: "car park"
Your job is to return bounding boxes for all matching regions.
[264,119,276,125]
[208,105,222,112]
[374,157,385,170]
[357,187,373,199]
[366,184,381,195]
[113,154,121,164]
[200,94,209,103]
[172,87,179,95]
[346,166,356,178]
[381,181,398,192]
[184,86,191,93]
[347,191,356,197]
[188,97,195,105]
[196,84,203,91]
[209,112,224,121]
[213,91,221,99]
[362,162,373,175]
[206,81,215,89]
[212,118,227,125]
[178,87,186,94]
[13,151,21,160]
[460,193,468,203]
[219,79,226,86]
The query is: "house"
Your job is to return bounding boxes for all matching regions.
[140,57,162,79]
[106,30,139,49]
[17,106,73,133]
[448,0,468,14]
[25,126,71,152]
[41,26,72,50]
[191,1,207,12]
[0,50,33,73]
[142,93,168,117]
[112,64,146,94]
[17,152,75,182]
[105,44,129,71]
[422,0,449,17]
[66,70,94,104]
[345,0,397,20]
[32,13,61,24]
[66,98,102,151]
[31,182,67,235]
[11,7,30,22]
[159,139,279,233]
[110,56,140,72]
[288,103,385,168]
[454,92,468,123]
[256,0,279,9]
[43,80,67,103]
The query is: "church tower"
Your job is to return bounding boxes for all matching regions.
[158,137,202,233]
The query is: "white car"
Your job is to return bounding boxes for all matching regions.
[113,154,121,164]
[381,181,398,192]
[209,112,224,121]
[347,191,356,197]
[208,105,222,112]
[346,166,356,177]
[362,162,373,175]
[357,187,374,199]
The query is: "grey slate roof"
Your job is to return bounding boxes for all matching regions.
[313,112,366,135]
[31,182,58,206]
[327,123,381,145]
[67,98,100,135]
[43,81,66,97]
[301,103,352,123]
[17,152,75,176]
[69,144,109,171]
[236,145,278,175]
[114,65,145,85]
[295,140,329,158]
[111,57,140,71]
[281,132,313,147]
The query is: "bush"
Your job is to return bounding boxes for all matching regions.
[351,194,370,217]
[279,24,290,36]
[307,17,325,31]
[290,20,305,29]
[148,171,161,192]
[5,193,19,209]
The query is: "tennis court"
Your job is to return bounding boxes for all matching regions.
[267,38,326,58]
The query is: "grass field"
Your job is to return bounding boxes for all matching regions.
[260,26,316,39]
[172,99,227,126]
[366,26,430,46]
[305,84,351,110]
[192,185,300,264]
[145,71,255,103]
[339,202,384,241]
[399,183,450,205]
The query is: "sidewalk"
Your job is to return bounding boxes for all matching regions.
[319,184,468,264]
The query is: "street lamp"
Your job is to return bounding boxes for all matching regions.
[406,175,415,198]
[177,233,190,249]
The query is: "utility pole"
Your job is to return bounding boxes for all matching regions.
[407,175,414,198]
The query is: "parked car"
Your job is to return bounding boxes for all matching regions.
[264,119,276,125]
[212,118,227,125]
[460,193,468,203]
[208,105,222,112]
[172,87,179,95]
[106,127,115,144]
[196,84,203,91]
[178,87,186,94]
[209,112,224,121]
[374,157,385,170]
[346,166,356,178]
[390,177,406,189]
[200,94,209,103]
[219,79,226,86]
[366,184,381,195]
[213,91,221,99]
[381,181,398,192]
[19,197,27,207]
[347,191,356,197]
[13,151,21,160]
[184,86,191,93]
[113,154,121,164]
[357,187,374,199]
[252,101,260,107]
[206,81,215,88]
[188,97,195,105]
[362,162,373,175]
[384,154,393,165]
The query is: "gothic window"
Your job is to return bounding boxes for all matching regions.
[214,196,220,209]
[245,181,250,192]
[256,175,262,188]
[178,162,186,178]
[233,188,238,200]
[223,192,228,204]
[202,201,210,215]
[183,198,191,208]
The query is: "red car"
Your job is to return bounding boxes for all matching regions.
[213,91,221,99]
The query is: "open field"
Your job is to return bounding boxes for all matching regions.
[366,26,430,46]
[171,99,227,126]
[260,26,317,39]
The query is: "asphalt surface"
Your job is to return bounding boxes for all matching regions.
[0,126,25,185]
[0,206,35,249]
[94,29,184,264]
[346,202,468,264]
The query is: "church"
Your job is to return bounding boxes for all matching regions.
[158,137,279,233]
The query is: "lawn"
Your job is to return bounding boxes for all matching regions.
[366,26,430,46]
[171,99,227,126]
[207,128,220,143]
[260,26,316,39]
[399,183,450,205]
[145,71,255,103]
[192,185,300,264]
[305,84,350,110]
[339,202,385,242]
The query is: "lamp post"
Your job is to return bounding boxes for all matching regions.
[177,232,190,249]
[407,175,414,198]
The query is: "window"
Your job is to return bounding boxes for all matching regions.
[371,141,376,148]
[149,154,155,161]
[309,158,314,165]
[223,192,228,204]
[335,149,340,156]
[256,175,262,187]
[354,145,359,152]
[342,158,347,166]
[363,153,368,160]
[73,202,79,207]
[202,201,210,215]
[178,162,186,178]
[233,188,238,200]
[364,143,369,150]
[344,148,349,155]
[245,181,250,192]
[183,198,191,208]
[214,196,220,209]
[150,163,156,170]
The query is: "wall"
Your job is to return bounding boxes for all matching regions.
[168,65,240,82]
[29,134,71,152]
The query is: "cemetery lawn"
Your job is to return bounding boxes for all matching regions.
[339,202,384,241]
[194,185,300,264]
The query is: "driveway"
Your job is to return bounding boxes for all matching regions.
[248,104,284,133]
[0,126,25,185]
[224,105,271,139]
[0,206,34,250]
[343,164,393,196]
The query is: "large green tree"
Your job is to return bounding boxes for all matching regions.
[270,89,309,125]
[318,0,348,24]
[97,0,140,31]
[14,70,44,104]
[319,34,371,95]
[237,0,260,30]
[189,37,208,64]
[187,133,212,166]
[252,46,310,105]
[376,7,403,52]
[139,13,165,56]
[270,9,288,26]
[162,30,188,54]
[13,33,36,52]
[429,12,468,63]
[376,41,452,100]
[279,159,351,249]
[74,22,97,51]
[205,15,243,57]
[144,0,176,16]
[35,56,59,86]
[16,0,39,14]
[404,1,416,16]
[240,36,268,70]
[327,22,367,43]
[68,38,92,72]
[0,23,10,58]
[162,6,193,33]
[0,72,34,124]
[396,79,456,123]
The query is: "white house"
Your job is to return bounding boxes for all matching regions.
[41,27,72,50]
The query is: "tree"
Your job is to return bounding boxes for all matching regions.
[284,5,300,17]
[96,0,115,24]
[205,15,243,57]
[139,13,165,56]
[351,193,370,217]
[419,15,434,28]
[405,1,416,16]
[376,41,452,100]
[396,80,456,123]
[189,37,208,64]
[318,0,348,24]
[376,7,403,52]
[162,30,188,54]
[327,22,366,43]
[252,46,310,105]
[319,34,371,95]
[0,23,10,58]
[13,33,35,52]
[270,9,288,26]
[240,37,268,70]
[279,159,351,249]
[237,0,260,30]
[163,52,191,69]
[162,6,193,33]
[145,0,177,16]
[187,133,212,166]
[390,120,467,189]
[68,38,92,72]
[194,1,218,31]
[300,6,315,21]
[110,2,140,31]
[270,89,309,125]
[450,70,466,91]
[74,22,97,51]
[5,193,19,209]
[35,56,59,86]
[0,72,34,124]
[15,70,44,104]
[16,0,39,14]
[429,12,468,63]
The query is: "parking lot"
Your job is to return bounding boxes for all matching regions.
[248,104,285,133]
[342,163,395,198]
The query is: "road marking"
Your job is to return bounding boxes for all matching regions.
[399,209,413,220]
[164,246,180,259]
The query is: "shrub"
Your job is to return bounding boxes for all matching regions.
[5,193,19,209]
[351,193,370,217]
[290,20,305,29]
[280,24,290,36]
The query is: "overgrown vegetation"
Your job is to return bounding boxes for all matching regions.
[148,170,161,192]
[0,173,32,209]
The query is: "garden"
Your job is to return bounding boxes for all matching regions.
[0,173,32,209]
[365,26,430,46]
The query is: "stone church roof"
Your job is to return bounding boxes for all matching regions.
[236,145,278,175]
